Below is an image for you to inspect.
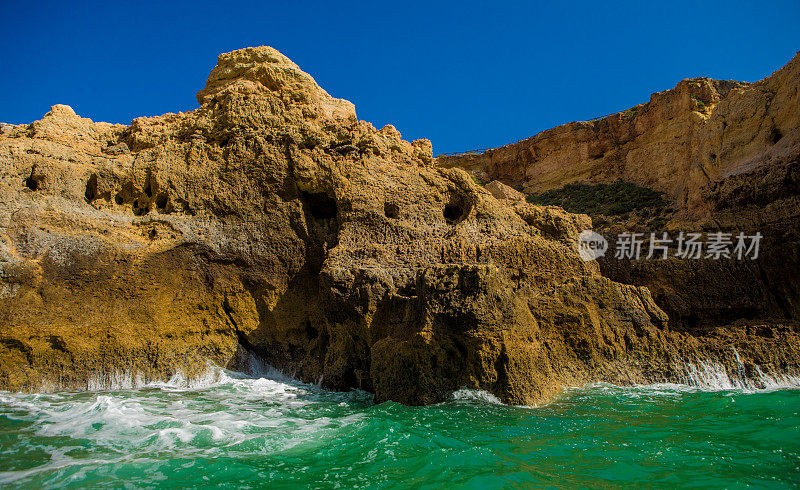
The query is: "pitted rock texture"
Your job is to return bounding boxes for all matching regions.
[484,180,526,204]
[438,53,799,217]
[439,53,800,334]
[1,47,798,405]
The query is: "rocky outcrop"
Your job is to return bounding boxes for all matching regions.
[437,53,799,217]
[438,53,800,336]
[484,180,526,204]
[2,47,798,405]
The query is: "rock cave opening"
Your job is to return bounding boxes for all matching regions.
[304,320,319,340]
[300,191,341,271]
[24,176,39,191]
[85,174,98,202]
[301,191,338,220]
[132,198,149,216]
[771,128,784,144]
[155,193,169,212]
[444,197,471,224]
[384,202,400,219]
[24,168,41,191]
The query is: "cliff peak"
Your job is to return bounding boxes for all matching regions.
[195,46,356,122]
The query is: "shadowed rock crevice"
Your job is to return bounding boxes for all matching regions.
[443,191,472,224]
[299,191,340,275]
[84,174,98,202]
[24,167,43,191]
[443,203,463,223]
[301,191,338,220]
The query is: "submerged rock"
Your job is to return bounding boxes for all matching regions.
[1,47,798,404]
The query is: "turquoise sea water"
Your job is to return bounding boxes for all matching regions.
[1,369,798,488]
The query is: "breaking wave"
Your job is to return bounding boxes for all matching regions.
[449,388,503,405]
[0,367,373,485]
[1,359,799,487]
[673,348,800,392]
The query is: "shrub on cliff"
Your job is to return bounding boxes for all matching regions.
[526,180,666,216]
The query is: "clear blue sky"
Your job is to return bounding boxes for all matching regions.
[1,0,798,155]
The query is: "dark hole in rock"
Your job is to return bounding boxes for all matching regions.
[155,193,169,210]
[302,191,338,220]
[132,199,149,216]
[396,283,417,298]
[48,335,68,352]
[24,176,39,191]
[444,204,464,223]
[114,193,123,205]
[334,144,358,154]
[175,197,195,216]
[384,202,400,219]
[771,128,783,144]
[144,169,157,197]
[304,320,319,339]
[148,229,157,240]
[589,149,605,160]
[494,350,509,386]
[85,174,98,202]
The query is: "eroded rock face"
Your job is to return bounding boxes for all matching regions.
[439,53,800,334]
[1,47,798,405]
[438,54,799,216]
[484,180,525,204]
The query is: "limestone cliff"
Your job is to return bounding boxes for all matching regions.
[438,53,800,335]
[1,47,798,405]
[438,53,799,217]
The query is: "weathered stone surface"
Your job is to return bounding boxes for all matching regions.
[439,53,800,339]
[1,47,798,405]
[484,180,525,204]
[438,53,799,216]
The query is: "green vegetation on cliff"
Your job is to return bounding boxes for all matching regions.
[526,180,666,216]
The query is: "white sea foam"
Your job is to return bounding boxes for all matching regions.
[33,348,307,394]
[677,361,800,391]
[561,349,800,400]
[450,388,503,405]
[0,361,373,486]
[674,348,800,392]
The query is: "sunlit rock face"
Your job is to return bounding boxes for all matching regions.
[439,53,800,335]
[1,47,798,405]
[437,54,800,215]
